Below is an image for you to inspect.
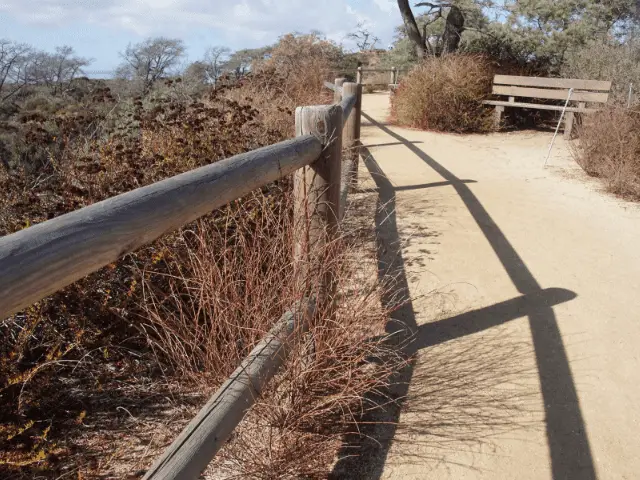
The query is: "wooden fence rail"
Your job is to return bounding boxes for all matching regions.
[0,78,362,480]
[0,136,322,319]
[143,299,316,480]
[356,66,407,85]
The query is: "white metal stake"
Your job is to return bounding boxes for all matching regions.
[628,83,633,109]
[544,87,574,167]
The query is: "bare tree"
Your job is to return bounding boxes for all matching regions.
[28,46,92,95]
[225,48,271,79]
[397,1,466,57]
[0,39,33,102]
[397,0,428,57]
[203,46,230,87]
[117,37,186,94]
[417,2,465,54]
[184,61,208,84]
[348,22,381,51]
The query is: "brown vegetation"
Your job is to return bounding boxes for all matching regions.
[390,55,494,133]
[573,107,640,200]
[0,35,406,478]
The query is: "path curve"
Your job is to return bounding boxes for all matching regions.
[352,93,640,480]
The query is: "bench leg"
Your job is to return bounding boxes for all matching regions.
[494,106,504,130]
[564,111,574,139]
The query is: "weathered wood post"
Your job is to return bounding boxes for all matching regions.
[494,105,504,130]
[564,111,574,139]
[294,104,343,303]
[390,67,397,86]
[354,82,363,191]
[354,81,362,143]
[334,77,346,104]
[356,66,363,84]
[342,82,362,194]
[565,101,584,140]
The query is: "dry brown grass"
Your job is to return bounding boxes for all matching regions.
[0,85,292,476]
[573,107,640,200]
[224,33,337,138]
[390,55,495,133]
[197,192,407,479]
[0,37,408,478]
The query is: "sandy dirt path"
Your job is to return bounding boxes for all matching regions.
[349,93,640,479]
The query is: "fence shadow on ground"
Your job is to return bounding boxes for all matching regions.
[330,115,591,479]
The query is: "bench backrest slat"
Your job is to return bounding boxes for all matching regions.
[494,75,612,92]
[492,84,609,103]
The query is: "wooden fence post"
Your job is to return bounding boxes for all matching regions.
[390,67,397,85]
[342,82,362,193]
[354,82,363,190]
[334,77,346,104]
[356,66,362,84]
[294,104,343,303]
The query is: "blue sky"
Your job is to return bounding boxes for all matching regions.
[0,0,403,72]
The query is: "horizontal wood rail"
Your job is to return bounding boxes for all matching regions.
[356,66,406,86]
[483,100,595,113]
[324,80,340,92]
[340,93,358,123]
[493,75,612,92]
[0,77,363,479]
[0,136,322,320]
[143,299,316,480]
[491,84,609,103]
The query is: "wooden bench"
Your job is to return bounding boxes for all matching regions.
[483,75,612,138]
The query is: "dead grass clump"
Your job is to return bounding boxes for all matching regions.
[202,199,407,479]
[137,189,296,383]
[391,55,495,133]
[224,33,337,138]
[573,107,640,200]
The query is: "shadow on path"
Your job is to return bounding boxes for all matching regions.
[331,114,595,480]
[358,179,477,194]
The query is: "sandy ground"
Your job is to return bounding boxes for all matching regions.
[351,93,640,479]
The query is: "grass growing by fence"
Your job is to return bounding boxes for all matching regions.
[0,41,409,478]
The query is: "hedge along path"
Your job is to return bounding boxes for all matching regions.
[355,92,640,480]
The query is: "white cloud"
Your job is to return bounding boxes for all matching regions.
[0,0,400,47]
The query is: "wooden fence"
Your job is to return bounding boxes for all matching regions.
[0,79,362,479]
[356,66,408,86]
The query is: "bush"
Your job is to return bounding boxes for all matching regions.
[390,55,494,133]
[573,107,640,200]
[222,33,336,139]
[563,40,640,107]
[0,84,291,476]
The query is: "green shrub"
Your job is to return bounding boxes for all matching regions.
[390,55,494,133]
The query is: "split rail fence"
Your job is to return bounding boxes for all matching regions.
[0,78,362,479]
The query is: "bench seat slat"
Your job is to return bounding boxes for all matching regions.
[492,85,609,103]
[482,100,596,113]
[494,75,612,92]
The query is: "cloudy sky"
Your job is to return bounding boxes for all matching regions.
[0,0,403,71]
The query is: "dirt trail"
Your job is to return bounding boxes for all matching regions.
[354,93,640,479]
